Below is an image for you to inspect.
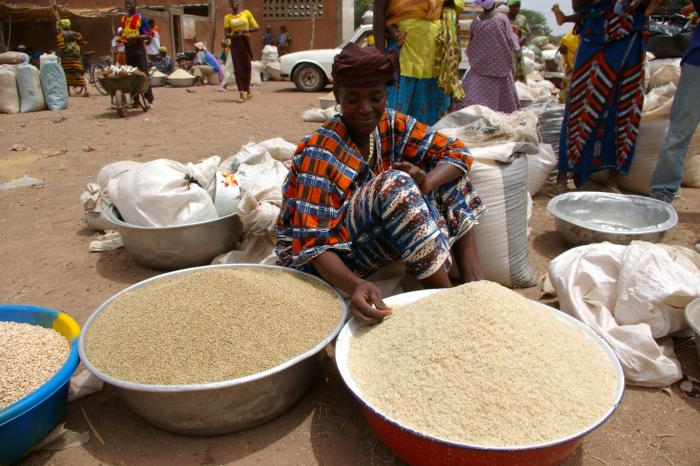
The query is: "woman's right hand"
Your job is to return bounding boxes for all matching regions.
[349,280,392,325]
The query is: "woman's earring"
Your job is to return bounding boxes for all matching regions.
[335,103,342,117]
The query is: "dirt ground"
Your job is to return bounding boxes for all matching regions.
[1,82,699,466]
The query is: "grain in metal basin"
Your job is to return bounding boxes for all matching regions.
[78,264,347,436]
[335,289,625,466]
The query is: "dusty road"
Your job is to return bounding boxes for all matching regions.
[1,82,699,466]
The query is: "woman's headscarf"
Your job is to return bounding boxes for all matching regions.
[506,0,521,6]
[473,0,496,9]
[331,43,398,88]
[57,19,71,29]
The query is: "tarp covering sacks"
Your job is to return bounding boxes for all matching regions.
[0,65,20,114]
[40,56,68,111]
[16,64,46,113]
[108,156,220,227]
[547,241,700,387]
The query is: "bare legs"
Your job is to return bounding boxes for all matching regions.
[452,228,482,283]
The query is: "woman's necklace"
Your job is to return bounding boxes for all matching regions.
[366,130,379,176]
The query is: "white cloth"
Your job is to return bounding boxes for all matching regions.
[547,241,700,387]
[146,31,160,55]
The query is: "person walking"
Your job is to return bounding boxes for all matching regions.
[650,0,700,203]
[451,0,520,113]
[120,0,154,107]
[56,19,89,97]
[224,0,259,103]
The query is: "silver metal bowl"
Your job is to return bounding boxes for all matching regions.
[685,298,700,360]
[101,203,241,270]
[547,192,678,246]
[168,77,196,87]
[78,264,347,436]
[150,75,166,87]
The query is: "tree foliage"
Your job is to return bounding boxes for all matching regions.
[355,0,374,28]
[520,8,552,37]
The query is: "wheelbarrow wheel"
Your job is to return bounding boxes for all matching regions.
[114,90,127,118]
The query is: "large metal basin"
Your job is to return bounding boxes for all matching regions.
[336,289,625,466]
[547,192,677,246]
[102,203,241,270]
[78,264,347,436]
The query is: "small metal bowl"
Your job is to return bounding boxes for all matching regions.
[101,203,241,271]
[78,264,347,436]
[150,75,166,87]
[547,192,678,246]
[336,289,625,466]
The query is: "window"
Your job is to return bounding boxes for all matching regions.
[262,0,324,20]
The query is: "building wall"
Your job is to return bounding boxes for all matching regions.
[5,0,349,61]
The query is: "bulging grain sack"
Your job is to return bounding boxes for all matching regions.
[468,150,537,288]
[16,64,46,113]
[261,45,279,64]
[251,61,263,86]
[0,51,29,65]
[0,65,20,114]
[39,57,68,111]
[611,83,700,192]
[526,143,557,195]
[108,158,218,227]
[433,105,539,147]
[648,58,681,89]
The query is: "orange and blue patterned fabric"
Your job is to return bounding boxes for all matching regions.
[559,0,647,186]
[276,109,485,279]
[120,12,152,42]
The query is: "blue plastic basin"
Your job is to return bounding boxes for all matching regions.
[0,305,80,465]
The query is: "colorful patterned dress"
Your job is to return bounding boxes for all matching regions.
[56,31,87,87]
[384,0,451,126]
[452,13,520,113]
[558,0,648,186]
[276,110,485,280]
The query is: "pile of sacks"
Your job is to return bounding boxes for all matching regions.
[0,51,68,114]
[261,45,282,81]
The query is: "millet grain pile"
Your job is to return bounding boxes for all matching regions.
[348,281,619,447]
[1,322,70,409]
[85,268,342,385]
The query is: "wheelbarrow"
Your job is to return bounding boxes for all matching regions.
[97,70,150,118]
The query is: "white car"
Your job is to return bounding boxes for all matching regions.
[280,25,468,92]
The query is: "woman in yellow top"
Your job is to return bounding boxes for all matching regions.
[224,0,259,103]
[373,0,464,126]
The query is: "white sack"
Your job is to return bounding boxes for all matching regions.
[108,158,218,227]
[39,57,68,111]
[16,64,46,113]
[251,61,263,86]
[648,58,681,89]
[0,65,20,114]
[255,137,297,161]
[302,107,338,122]
[220,142,289,237]
[212,234,278,265]
[261,45,279,64]
[468,151,537,288]
[548,241,700,387]
[0,51,29,65]
[610,84,700,192]
[433,105,539,147]
[526,144,557,195]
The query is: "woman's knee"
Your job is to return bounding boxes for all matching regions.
[376,169,420,194]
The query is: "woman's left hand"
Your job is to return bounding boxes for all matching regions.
[392,162,429,194]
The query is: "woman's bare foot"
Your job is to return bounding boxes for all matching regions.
[552,4,567,26]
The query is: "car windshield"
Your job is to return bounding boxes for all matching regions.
[337,28,372,49]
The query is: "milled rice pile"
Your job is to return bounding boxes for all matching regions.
[348,281,618,447]
[85,268,342,385]
[1,322,70,409]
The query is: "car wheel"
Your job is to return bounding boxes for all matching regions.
[292,64,327,92]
